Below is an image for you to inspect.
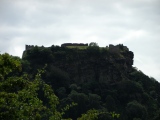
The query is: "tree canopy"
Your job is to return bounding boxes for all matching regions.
[1,42,160,120]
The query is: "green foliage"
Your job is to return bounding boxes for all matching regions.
[45,65,70,89]
[126,100,147,120]
[89,42,98,47]
[20,44,160,120]
[56,87,67,99]
[87,42,100,56]
[117,80,144,104]
[77,109,120,120]
[110,111,120,119]
[105,95,116,111]
[77,109,99,120]
[0,71,62,119]
[0,53,21,80]
[88,93,101,109]
[68,90,88,111]
[0,54,67,119]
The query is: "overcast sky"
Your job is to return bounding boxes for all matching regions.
[0,0,160,81]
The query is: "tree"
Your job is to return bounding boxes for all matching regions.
[1,53,108,120]
[77,109,99,120]
[88,93,101,109]
[105,95,116,111]
[89,42,99,47]
[126,101,147,120]
[0,53,65,119]
[0,53,21,80]
[0,71,62,119]
[68,90,89,119]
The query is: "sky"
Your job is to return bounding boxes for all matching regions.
[0,0,160,81]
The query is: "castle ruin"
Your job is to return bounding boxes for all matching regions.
[109,44,129,53]
[25,45,34,50]
[25,43,129,54]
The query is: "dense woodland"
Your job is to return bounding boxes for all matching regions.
[0,43,160,120]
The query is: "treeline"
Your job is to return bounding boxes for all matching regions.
[0,43,160,120]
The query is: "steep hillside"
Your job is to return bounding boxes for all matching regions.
[23,43,133,83]
[22,43,160,120]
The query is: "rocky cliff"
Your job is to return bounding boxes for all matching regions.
[22,44,134,85]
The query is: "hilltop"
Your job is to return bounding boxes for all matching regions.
[22,43,134,84]
[21,42,160,120]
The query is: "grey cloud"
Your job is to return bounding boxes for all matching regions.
[0,0,160,81]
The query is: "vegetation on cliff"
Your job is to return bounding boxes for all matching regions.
[0,43,160,120]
